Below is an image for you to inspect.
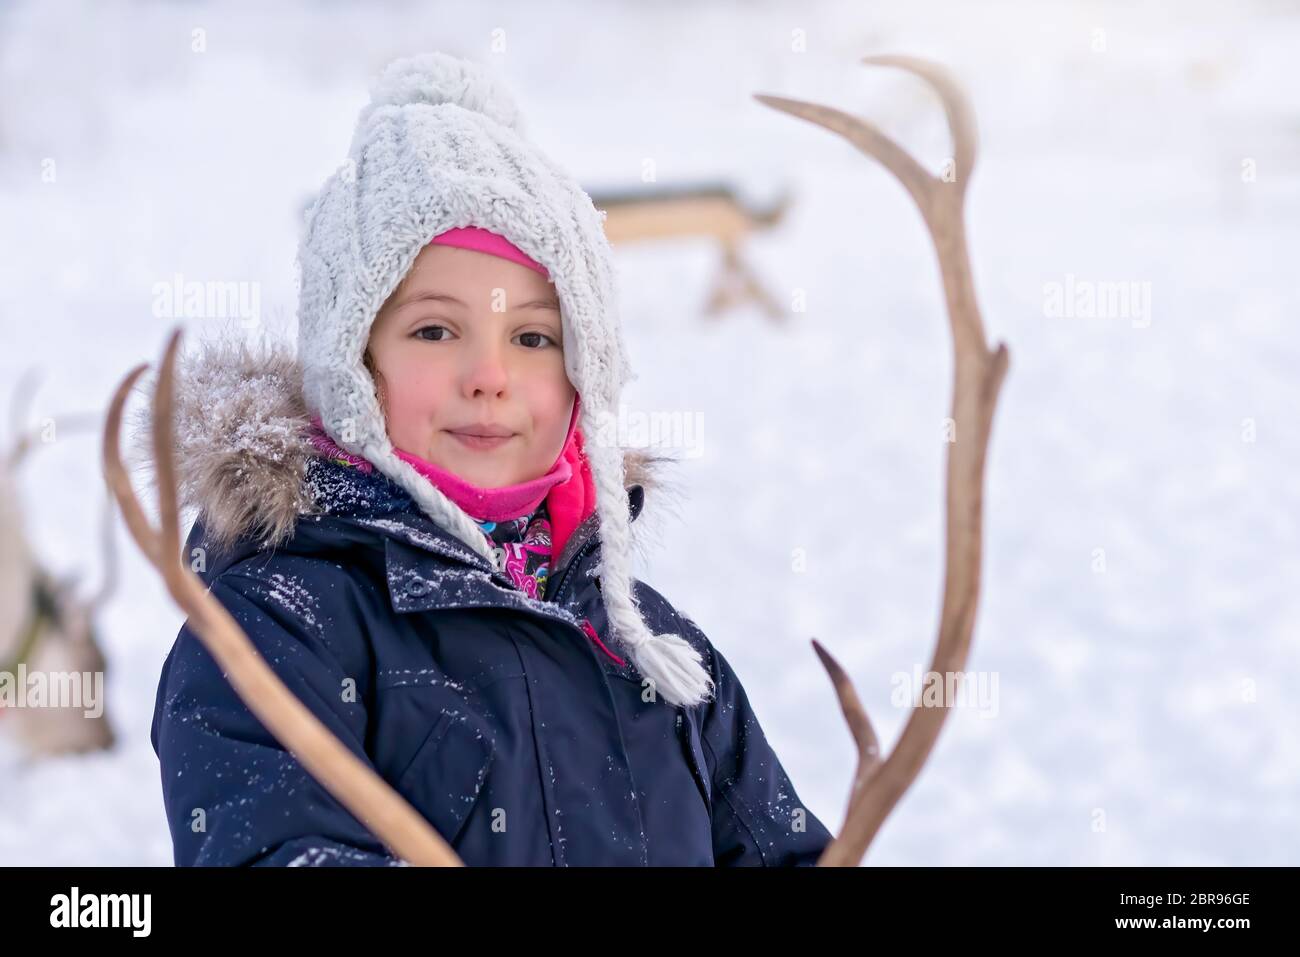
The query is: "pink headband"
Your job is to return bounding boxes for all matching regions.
[428,226,551,279]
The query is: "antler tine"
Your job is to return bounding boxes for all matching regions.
[810,640,883,828]
[757,57,1009,867]
[5,367,41,467]
[102,363,163,567]
[753,93,933,209]
[86,491,119,614]
[102,325,465,866]
[150,329,188,598]
[860,55,979,200]
[756,57,979,224]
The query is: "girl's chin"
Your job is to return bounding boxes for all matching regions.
[439,448,519,488]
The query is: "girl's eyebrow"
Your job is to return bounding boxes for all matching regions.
[397,292,466,308]
[396,291,558,310]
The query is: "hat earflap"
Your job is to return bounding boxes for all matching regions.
[583,423,715,708]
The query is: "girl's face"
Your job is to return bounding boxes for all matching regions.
[366,243,575,488]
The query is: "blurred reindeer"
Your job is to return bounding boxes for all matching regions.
[0,370,116,756]
[588,181,792,321]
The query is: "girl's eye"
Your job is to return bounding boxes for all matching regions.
[413,326,557,348]
[415,325,453,342]
[516,332,558,349]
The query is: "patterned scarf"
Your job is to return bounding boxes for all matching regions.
[478,504,555,601]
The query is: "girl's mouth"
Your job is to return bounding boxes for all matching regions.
[447,431,515,451]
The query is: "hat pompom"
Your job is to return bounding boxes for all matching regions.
[364,52,522,132]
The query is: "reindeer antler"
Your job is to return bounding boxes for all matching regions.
[756,55,1010,866]
[4,366,104,469]
[102,327,463,866]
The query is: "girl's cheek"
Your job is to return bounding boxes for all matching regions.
[381,357,435,410]
[529,385,574,431]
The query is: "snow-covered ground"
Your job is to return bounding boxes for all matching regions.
[1,0,1296,865]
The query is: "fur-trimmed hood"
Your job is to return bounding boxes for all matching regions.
[128,334,674,559]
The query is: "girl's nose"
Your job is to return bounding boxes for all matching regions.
[460,338,511,398]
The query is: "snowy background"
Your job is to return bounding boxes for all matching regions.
[1,0,1297,865]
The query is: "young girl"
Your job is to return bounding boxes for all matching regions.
[148,51,832,866]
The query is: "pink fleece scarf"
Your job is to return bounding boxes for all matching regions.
[306,393,596,564]
[391,398,579,522]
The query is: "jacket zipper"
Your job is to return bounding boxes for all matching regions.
[548,536,626,666]
[548,534,600,604]
[380,515,617,665]
[450,527,619,665]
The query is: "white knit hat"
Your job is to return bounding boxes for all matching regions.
[295,52,714,708]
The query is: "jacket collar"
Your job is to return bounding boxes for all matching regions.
[186,453,644,610]
[305,454,645,564]
[367,481,644,620]
[212,456,646,628]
